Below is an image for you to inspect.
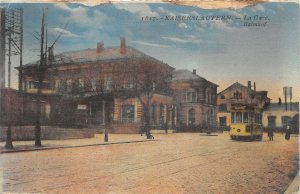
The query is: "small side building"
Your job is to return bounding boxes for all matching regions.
[262,102,299,133]
[171,69,218,132]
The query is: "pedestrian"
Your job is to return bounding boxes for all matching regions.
[268,128,274,141]
[164,123,168,134]
[285,125,291,140]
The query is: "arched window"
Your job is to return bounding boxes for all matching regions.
[188,108,195,126]
[152,104,157,124]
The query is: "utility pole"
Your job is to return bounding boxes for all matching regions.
[0,8,6,89]
[6,8,23,149]
[34,8,65,146]
[5,26,13,149]
[5,8,22,88]
[8,27,11,88]
[18,8,23,91]
[35,10,45,147]
[19,8,24,126]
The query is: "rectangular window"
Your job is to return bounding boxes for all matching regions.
[243,112,248,123]
[236,112,242,123]
[79,79,84,89]
[187,92,191,102]
[55,80,61,91]
[219,104,227,112]
[104,76,112,91]
[231,112,235,123]
[123,77,134,89]
[191,92,196,102]
[121,105,134,122]
[67,79,72,92]
[91,80,96,91]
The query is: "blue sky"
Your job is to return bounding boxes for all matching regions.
[1,2,299,101]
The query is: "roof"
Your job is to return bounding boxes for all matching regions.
[172,69,218,86]
[172,69,203,81]
[218,82,247,95]
[265,102,299,112]
[218,82,268,96]
[21,46,172,69]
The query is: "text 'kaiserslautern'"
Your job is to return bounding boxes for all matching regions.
[141,15,233,21]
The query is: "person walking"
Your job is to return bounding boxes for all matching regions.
[268,128,274,141]
[285,125,291,140]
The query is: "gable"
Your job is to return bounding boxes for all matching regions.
[218,82,250,97]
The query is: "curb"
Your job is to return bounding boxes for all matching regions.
[0,139,157,154]
[284,172,299,194]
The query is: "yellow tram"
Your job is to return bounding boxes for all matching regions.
[229,104,263,141]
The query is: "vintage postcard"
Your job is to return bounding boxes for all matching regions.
[0,1,299,193]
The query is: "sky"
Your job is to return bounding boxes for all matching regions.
[1,2,299,102]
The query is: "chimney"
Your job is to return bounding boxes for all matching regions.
[120,37,126,54]
[48,46,54,63]
[253,82,256,91]
[97,42,104,53]
[248,81,251,89]
[193,69,196,75]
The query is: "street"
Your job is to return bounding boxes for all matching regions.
[0,132,299,194]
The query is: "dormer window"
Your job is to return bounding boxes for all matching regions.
[233,91,242,99]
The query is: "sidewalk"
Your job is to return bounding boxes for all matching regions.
[0,134,155,154]
[284,172,300,194]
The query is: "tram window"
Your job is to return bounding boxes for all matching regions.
[236,112,242,123]
[231,112,235,123]
[249,112,254,122]
[255,114,262,124]
[243,112,249,123]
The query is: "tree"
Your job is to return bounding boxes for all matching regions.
[54,63,115,142]
[127,56,173,139]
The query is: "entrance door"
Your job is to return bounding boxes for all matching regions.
[219,116,227,127]
[267,116,276,128]
[188,108,195,126]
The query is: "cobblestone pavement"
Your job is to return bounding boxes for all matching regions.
[0,132,299,194]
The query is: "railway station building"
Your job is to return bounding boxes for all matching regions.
[16,38,175,133]
[12,38,219,133]
[217,81,270,129]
